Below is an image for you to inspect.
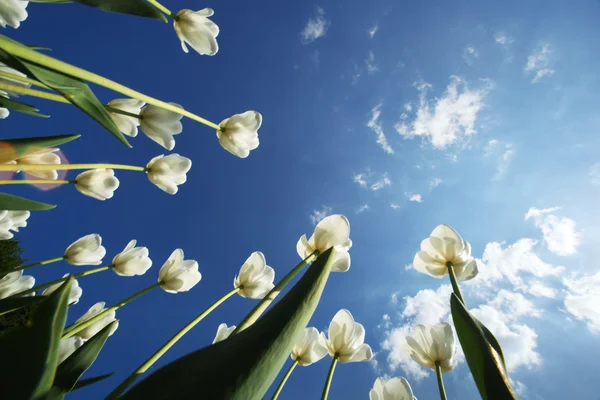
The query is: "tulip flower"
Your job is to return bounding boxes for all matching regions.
[107,98,145,137]
[0,211,12,240]
[6,210,29,232]
[369,377,415,400]
[75,169,120,201]
[296,214,352,272]
[158,248,201,293]
[233,251,275,299]
[217,111,261,158]
[0,0,28,29]
[173,8,219,55]
[140,104,184,150]
[0,270,34,299]
[17,148,61,180]
[58,336,85,364]
[146,154,191,195]
[212,323,236,344]
[64,233,106,266]
[42,273,83,305]
[112,240,152,277]
[73,302,119,340]
[319,309,373,399]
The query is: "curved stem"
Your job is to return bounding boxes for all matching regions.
[446,261,466,307]
[0,179,72,185]
[0,35,221,130]
[0,70,50,89]
[12,256,64,272]
[231,251,319,335]
[272,359,299,400]
[62,283,160,339]
[8,265,112,298]
[105,286,241,399]
[145,0,176,19]
[0,163,145,172]
[435,361,448,400]
[321,354,339,400]
[0,81,70,103]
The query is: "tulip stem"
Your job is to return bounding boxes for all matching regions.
[0,81,70,103]
[446,261,466,307]
[105,286,242,400]
[0,179,72,185]
[0,35,222,130]
[321,354,339,400]
[0,70,50,89]
[12,256,65,272]
[0,163,145,172]
[272,359,299,399]
[435,361,448,400]
[144,0,177,19]
[231,250,319,335]
[6,265,112,298]
[104,104,142,119]
[62,282,160,339]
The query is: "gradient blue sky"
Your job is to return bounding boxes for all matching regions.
[2,0,600,398]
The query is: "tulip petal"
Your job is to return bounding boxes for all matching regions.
[313,214,350,252]
[296,234,312,259]
[344,343,373,363]
[330,250,350,273]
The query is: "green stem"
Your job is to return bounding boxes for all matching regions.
[0,70,50,89]
[104,104,141,120]
[145,0,177,19]
[0,179,72,185]
[321,354,339,400]
[272,359,299,400]
[105,286,241,400]
[0,81,70,103]
[0,35,221,130]
[0,163,145,172]
[446,261,466,307]
[62,283,160,339]
[435,361,448,400]
[231,251,319,335]
[7,265,112,298]
[12,256,64,272]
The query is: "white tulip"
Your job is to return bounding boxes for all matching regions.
[107,98,145,137]
[319,309,373,363]
[0,0,28,29]
[75,169,120,201]
[233,251,275,299]
[404,323,457,373]
[146,154,191,195]
[0,210,13,240]
[369,377,415,400]
[173,8,219,55]
[111,240,152,277]
[74,301,119,340]
[296,214,352,272]
[58,336,85,364]
[0,270,34,299]
[217,111,261,158]
[212,323,236,344]
[16,148,61,180]
[139,104,183,150]
[64,233,106,266]
[291,327,328,366]
[158,248,201,293]
[42,274,83,305]
[413,224,478,281]
[6,210,30,232]
[0,61,30,119]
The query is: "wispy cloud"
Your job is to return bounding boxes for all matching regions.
[353,170,391,191]
[429,178,443,190]
[365,51,379,74]
[301,7,330,44]
[395,76,489,149]
[405,192,423,203]
[371,173,391,191]
[494,32,514,46]
[485,139,515,180]
[367,23,378,38]
[525,207,582,256]
[356,204,370,213]
[462,46,479,65]
[563,272,600,334]
[525,43,555,83]
[309,205,332,225]
[589,163,600,185]
[368,104,394,154]
[353,173,368,188]
[390,203,400,210]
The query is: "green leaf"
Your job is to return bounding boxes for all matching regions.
[72,373,114,391]
[0,279,72,399]
[122,248,337,400]
[0,193,56,211]
[29,0,167,21]
[0,296,44,316]
[450,294,517,400]
[0,133,79,163]
[50,321,117,397]
[0,95,49,118]
[29,0,71,3]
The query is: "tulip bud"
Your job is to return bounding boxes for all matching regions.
[173,8,219,55]
[112,240,152,277]
[64,233,106,266]
[158,249,201,293]
[146,154,191,195]
[75,169,120,201]
[74,302,119,340]
[233,251,275,299]
[318,309,373,363]
[217,111,261,158]
[140,104,183,151]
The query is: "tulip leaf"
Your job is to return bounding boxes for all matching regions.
[0,279,72,399]
[0,133,80,163]
[0,95,49,118]
[0,296,44,317]
[72,373,114,391]
[122,248,337,400]
[29,0,168,21]
[50,321,117,397]
[450,293,517,400]
[0,193,56,210]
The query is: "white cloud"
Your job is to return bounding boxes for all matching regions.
[405,193,422,203]
[589,162,600,185]
[462,46,479,65]
[485,139,515,180]
[356,204,369,213]
[395,76,488,149]
[563,272,600,334]
[353,173,368,188]
[524,43,555,83]
[366,51,379,74]
[371,173,391,191]
[353,170,391,191]
[367,23,378,38]
[525,207,582,256]
[390,203,400,210]
[487,290,541,319]
[429,178,443,190]
[301,7,330,44]
[494,32,514,46]
[368,104,394,154]
[309,205,332,225]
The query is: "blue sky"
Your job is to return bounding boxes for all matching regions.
[2,0,600,398]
